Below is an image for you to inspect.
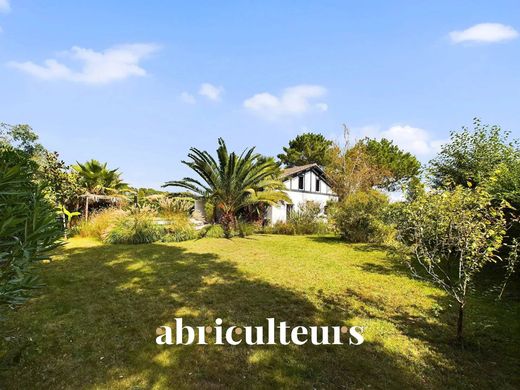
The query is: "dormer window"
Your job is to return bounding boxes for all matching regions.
[315,179,320,192]
[298,176,304,190]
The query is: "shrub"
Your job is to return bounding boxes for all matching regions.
[75,208,126,240]
[0,148,62,307]
[237,221,256,237]
[158,196,194,218]
[162,227,198,242]
[199,224,226,238]
[331,190,393,243]
[162,214,198,242]
[104,208,164,244]
[288,201,330,234]
[271,221,296,235]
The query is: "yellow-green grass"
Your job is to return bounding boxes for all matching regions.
[1,235,518,389]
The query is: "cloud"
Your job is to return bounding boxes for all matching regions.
[449,23,518,43]
[199,83,223,101]
[0,0,10,13]
[243,84,327,119]
[355,124,445,158]
[180,91,196,104]
[8,43,160,84]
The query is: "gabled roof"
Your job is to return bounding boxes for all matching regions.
[281,163,321,178]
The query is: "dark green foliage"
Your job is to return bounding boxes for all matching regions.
[199,224,226,238]
[429,118,519,189]
[331,190,393,243]
[162,227,198,242]
[361,138,421,191]
[38,150,81,207]
[278,132,333,167]
[0,123,43,155]
[0,147,62,307]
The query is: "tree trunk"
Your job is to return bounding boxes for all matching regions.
[456,301,464,346]
[220,211,236,238]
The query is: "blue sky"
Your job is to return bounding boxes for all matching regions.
[1,1,519,189]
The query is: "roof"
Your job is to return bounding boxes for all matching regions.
[281,163,333,189]
[281,163,320,177]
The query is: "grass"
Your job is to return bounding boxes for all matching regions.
[1,235,518,389]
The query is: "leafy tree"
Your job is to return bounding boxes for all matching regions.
[278,132,333,167]
[396,186,507,343]
[324,127,388,199]
[429,118,519,189]
[0,147,62,308]
[361,138,421,191]
[38,150,81,207]
[164,138,290,236]
[73,159,128,195]
[0,122,43,155]
[331,189,392,243]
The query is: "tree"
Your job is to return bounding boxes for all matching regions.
[362,138,421,191]
[330,190,392,243]
[0,122,43,155]
[164,138,290,236]
[429,118,519,189]
[324,127,388,199]
[278,132,333,167]
[396,186,507,343]
[73,159,128,195]
[0,147,62,308]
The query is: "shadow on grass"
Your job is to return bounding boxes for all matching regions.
[1,240,519,389]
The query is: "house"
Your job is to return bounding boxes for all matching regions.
[266,163,337,224]
[192,163,338,224]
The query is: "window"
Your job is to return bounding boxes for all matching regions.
[315,179,320,192]
[298,176,304,190]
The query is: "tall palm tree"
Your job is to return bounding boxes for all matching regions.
[164,138,289,234]
[72,159,128,195]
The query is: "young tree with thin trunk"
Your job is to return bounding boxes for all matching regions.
[396,186,507,344]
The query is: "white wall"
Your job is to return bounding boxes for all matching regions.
[268,170,337,224]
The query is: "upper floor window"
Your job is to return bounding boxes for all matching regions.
[298,176,304,190]
[315,179,320,192]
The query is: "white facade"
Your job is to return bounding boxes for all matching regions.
[266,165,337,224]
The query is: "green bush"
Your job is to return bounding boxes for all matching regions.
[263,202,330,235]
[0,147,62,307]
[236,221,256,237]
[270,221,296,235]
[162,227,198,242]
[199,224,226,238]
[162,215,198,242]
[331,190,393,243]
[75,208,126,240]
[104,208,164,244]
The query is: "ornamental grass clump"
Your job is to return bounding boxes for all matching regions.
[104,207,164,244]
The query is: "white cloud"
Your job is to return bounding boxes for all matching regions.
[449,23,518,44]
[0,0,10,13]
[355,124,445,158]
[180,91,196,104]
[8,43,160,84]
[243,84,327,119]
[199,83,223,101]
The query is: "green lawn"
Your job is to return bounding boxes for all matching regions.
[1,235,519,389]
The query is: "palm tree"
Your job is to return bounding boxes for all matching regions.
[72,159,128,195]
[164,138,290,235]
